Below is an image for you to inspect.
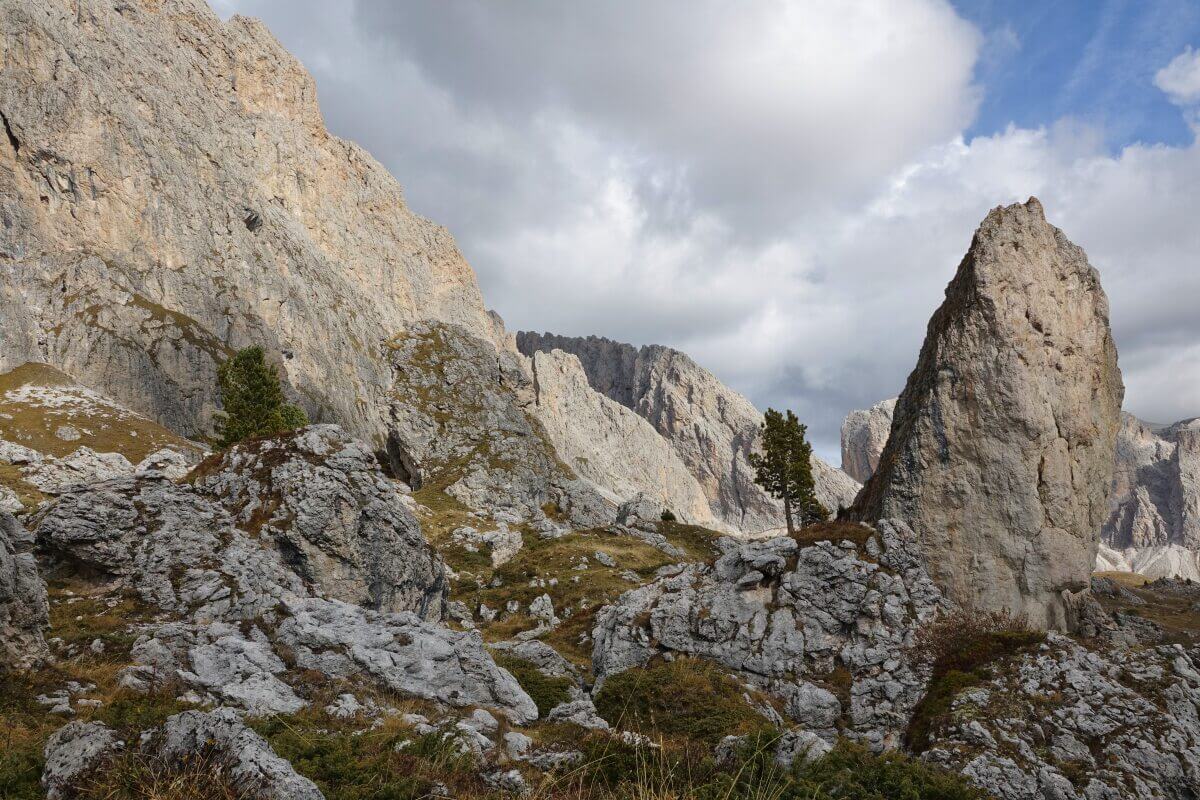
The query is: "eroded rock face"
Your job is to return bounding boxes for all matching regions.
[840,398,896,483]
[191,425,447,620]
[386,322,613,528]
[34,427,536,722]
[516,332,860,534]
[924,632,1200,800]
[591,520,944,750]
[1094,414,1200,578]
[0,511,48,670]
[0,0,499,441]
[526,349,717,527]
[851,199,1124,630]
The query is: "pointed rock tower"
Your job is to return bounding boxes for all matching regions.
[852,198,1123,629]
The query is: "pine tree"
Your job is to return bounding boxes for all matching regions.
[216,346,308,447]
[747,408,827,535]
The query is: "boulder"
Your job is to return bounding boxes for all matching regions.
[42,710,326,800]
[840,398,896,483]
[591,520,944,749]
[41,721,122,800]
[0,511,48,669]
[851,199,1123,630]
[192,425,448,620]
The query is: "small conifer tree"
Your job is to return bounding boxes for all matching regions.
[748,408,827,535]
[216,346,308,447]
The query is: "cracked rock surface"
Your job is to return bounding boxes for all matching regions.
[592,519,943,750]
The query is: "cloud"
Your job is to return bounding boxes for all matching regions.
[215,1,1200,462]
[1156,46,1200,107]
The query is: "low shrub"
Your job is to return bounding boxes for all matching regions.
[905,609,1044,752]
[493,653,573,717]
[592,657,774,747]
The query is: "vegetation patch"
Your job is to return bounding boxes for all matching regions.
[593,657,775,747]
[492,653,573,718]
[252,700,487,800]
[792,520,877,551]
[904,609,1044,753]
[0,362,201,462]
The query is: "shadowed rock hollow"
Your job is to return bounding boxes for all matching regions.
[851,198,1123,630]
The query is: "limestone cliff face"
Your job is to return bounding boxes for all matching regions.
[0,0,498,441]
[851,198,1124,630]
[516,332,860,536]
[525,350,718,528]
[840,398,896,483]
[1094,415,1200,578]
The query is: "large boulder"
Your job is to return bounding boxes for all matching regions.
[516,332,860,534]
[191,425,447,620]
[851,198,1123,630]
[840,398,896,483]
[38,426,448,622]
[591,520,944,750]
[0,510,48,669]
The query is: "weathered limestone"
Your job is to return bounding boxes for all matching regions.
[191,425,448,620]
[386,322,613,529]
[846,406,1200,579]
[42,710,326,800]
[924,632,1200,800]
[840,398,896,483]
[592,520,944,750]
[34,426,536,722]
[0,0,500,442]
[516,332,860,534]
[0,510,48,669]
[851,198,1124,630]
[526,349,717,527]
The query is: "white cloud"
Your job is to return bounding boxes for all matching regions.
[1155,46,1200,107]
[217,1,1200,461]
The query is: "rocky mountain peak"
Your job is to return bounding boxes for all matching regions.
[851,197,1124,629]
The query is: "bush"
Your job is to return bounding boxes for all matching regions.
[493,653,573,717]
[905,609,1043,752]
[593,658,774,747]
[787,740,991,800]
[216,346,308,447]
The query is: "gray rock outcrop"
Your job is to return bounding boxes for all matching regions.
[924,632,1200,800]
[41,721,122,800]
[191,425,447,619]
[516,332,860,534]
[386,322,613,528]
[845,405,1200,579]
[0,510,48,669]
[851,198,1124,630]
[591,520,944,750]
[840,398,896,483]
[34,427,536,722]
[42,710,325,800]
[0,0,500,443]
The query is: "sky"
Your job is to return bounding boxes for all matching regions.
[213,0,1200,462]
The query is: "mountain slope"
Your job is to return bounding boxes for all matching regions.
[0,0,500,441]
